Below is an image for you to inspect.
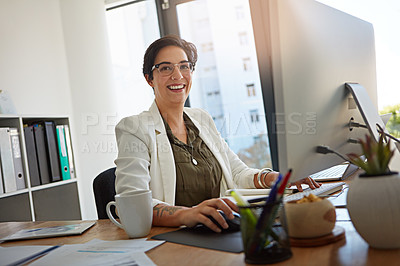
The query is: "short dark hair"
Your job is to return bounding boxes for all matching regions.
[143,35,198,80]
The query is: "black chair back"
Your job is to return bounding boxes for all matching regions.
[93,167,117,219]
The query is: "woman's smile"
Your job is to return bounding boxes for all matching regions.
[167,83,186,91]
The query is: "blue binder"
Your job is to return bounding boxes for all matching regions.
[56,125,70,180]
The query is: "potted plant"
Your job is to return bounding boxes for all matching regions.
[346,133,400,249]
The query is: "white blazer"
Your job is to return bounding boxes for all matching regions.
[114,101,259,207]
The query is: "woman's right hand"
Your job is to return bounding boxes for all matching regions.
[178,198,239,232]
[153,198,238,233]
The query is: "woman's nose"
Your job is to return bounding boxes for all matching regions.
[171,65,184,80]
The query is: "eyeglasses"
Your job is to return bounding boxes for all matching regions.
[151,62,194,76]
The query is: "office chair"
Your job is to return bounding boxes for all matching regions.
[93,167,118,219]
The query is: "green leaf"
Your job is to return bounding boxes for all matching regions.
[346,132,395,175]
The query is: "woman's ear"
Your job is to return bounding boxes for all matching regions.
[145,74,154,87]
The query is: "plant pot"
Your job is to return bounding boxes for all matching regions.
[347,172,400,249]
[284,198,336,238]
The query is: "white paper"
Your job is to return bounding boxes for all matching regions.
[0,245,53,266]
[225,186,305,197]
[225,188,271,196]
[0,90,17,114]
[30,238,164,266]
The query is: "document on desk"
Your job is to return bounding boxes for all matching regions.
[30,238,164,266]
[0,245,53,266]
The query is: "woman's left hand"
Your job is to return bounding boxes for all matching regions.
[289,177,321,192]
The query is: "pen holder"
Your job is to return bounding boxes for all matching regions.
[239,199,292,264]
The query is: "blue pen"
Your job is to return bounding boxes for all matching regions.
[27,228,42,233]
[266,173,283,204]
[248,173,283,254]
[255,173,282,231]
[8,245,61,266]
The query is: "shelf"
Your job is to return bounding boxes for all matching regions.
[0,188,29,199]
[0,192,31,222]
[0,114,19,119]
[0,115,80,221]
[33,182,81,221]
[30,179,77,192]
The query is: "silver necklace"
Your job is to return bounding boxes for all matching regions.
[168,116,198,166]
[189,143,198,166]
[183,122,198,166]
[192,158,198,166]
[185,139,198,166]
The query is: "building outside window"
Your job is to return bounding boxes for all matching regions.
[177,0,271,168]
[105,0,159,120]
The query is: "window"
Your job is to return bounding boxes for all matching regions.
[253,135,261,143]
[243,57,251,71]
[207,90,221,96]
[196,18,209,29]
[105,0,160,119]
[203,66,216,72]
[201,42,214,52]
[247,83,256,97]
[250,109,259,123]
[238,32,248,45]
[175,0,271,168]
[235,6,245,20]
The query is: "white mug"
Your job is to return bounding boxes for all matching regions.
[106,190,153,238]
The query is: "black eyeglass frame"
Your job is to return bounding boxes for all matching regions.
[151,61,195,76]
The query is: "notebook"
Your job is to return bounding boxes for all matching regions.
[0,221,96,241]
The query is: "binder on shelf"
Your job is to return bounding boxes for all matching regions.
[24,125,41,187]
[44,121,61,182]
[9,128,26,190]
[33,124,51,185]
[0,162,4,194]
[56,125,70,180]
[63,125,75,179]
[0,127,17,193]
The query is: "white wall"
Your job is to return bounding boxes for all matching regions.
[0,0,72,115]
[0,0,118,220]
[60,0,118,220]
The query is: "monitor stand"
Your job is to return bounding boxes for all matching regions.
[346,82,400,171]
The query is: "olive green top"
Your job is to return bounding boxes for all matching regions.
[163,113,222,207]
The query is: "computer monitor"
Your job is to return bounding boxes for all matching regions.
[250,0,378,182]
[347,82,400,168]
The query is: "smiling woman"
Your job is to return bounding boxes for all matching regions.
[113,35,320,233]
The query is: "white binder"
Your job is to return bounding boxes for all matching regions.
[0,127,17,192]
[0,159,3,194]
[10,128,26,190]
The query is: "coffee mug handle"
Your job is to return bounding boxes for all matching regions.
[106,201,123,229]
